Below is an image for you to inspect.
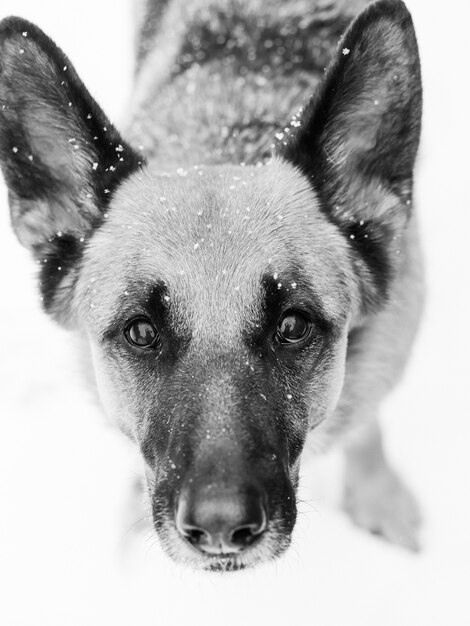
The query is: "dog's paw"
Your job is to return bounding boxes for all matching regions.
[343,466,422,552]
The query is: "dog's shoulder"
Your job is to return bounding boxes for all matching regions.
[129,0,371,164]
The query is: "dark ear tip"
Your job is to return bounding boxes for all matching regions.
[339,0,419,65]
[343,0,416,40]
[365,0,412,20]
[353,0,416,34]
[0,16,44,40]
[0,17,73,88]
[0,17,53,62]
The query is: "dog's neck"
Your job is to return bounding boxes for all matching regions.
[126,0,361,169]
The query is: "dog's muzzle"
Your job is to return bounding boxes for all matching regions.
[175,481,267,555]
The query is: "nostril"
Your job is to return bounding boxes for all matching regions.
[184,526,208,546]
[230,524,262,548]
[230,505,267,548]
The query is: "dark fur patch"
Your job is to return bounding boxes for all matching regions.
[102,280,192,370]
[172,10,352,78]
[250,270,337,351]
[339,219,393,304]
[35,234,83,311]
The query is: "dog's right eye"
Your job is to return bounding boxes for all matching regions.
[276,310,312,345]
[124,317,159,348]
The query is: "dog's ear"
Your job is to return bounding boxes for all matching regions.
[0,17,143,317]
[279,0,422,302]
[0,18,143,251]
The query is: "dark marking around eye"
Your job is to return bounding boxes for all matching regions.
[101,280,191,367]
[246,270,336,354]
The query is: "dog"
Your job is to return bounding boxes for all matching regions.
[0,0,423,571]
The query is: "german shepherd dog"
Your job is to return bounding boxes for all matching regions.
[0,0,423,571]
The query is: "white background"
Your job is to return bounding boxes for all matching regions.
[0,1,469,625]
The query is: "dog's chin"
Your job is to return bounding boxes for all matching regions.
[154,520,293,572]
[200,554,249,573]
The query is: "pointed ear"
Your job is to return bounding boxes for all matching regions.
[0,17,143,249]
[0,17,144,319]
[278,0,422,302]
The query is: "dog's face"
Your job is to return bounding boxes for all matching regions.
[77,162,353,568]
[0,1,421,570]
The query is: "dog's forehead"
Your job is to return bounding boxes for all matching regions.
[79,158,350,334]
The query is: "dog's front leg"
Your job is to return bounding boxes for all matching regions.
[342,420,421,552]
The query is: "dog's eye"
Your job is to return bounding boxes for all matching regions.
[124,318,159,348]
[276,311,311,344]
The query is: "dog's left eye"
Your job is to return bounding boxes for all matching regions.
[276,310,312,344]
[124,317,159,348]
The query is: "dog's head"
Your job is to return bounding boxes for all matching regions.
[0,0,421,570]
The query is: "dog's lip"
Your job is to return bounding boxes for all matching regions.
[183,535,244,560]
[173,525,269,570]
[205,558,247,572]
[197,548,250,571]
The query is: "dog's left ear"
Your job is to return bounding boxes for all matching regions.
[0,17,143,317]
[279,0,422,297]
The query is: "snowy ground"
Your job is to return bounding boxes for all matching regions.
[0,1,469,625]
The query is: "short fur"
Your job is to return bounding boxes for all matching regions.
[0,0,423,569]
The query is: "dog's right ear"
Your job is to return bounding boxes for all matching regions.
[278,0,422,307]
[0,17,142,253]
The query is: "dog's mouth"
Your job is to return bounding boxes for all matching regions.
[207,559,247,572]
[155,519,293,572]
[187,548,250,572]
[198,552,256,572]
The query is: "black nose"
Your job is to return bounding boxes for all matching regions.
[175,483,267,555]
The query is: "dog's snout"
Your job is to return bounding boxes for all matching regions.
[176,484,267,555]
